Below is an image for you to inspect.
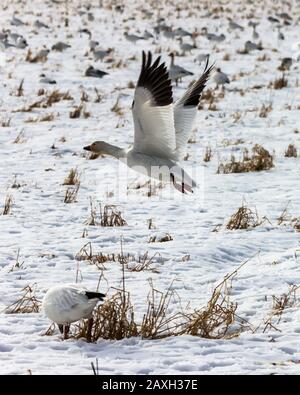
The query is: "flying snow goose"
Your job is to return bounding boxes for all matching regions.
[43,284,105,341]
[84,51,213,193]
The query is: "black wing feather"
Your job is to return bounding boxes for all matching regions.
[136,51,173,106]
[180,58,214,107]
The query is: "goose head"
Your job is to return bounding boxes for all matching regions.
[84,141,106,154]
[83,141,124,159]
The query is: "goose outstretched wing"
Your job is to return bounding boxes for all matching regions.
[132,51,177,159]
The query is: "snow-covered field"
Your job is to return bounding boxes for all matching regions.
[1,0,300,375]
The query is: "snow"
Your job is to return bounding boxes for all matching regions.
[0,0,300,375]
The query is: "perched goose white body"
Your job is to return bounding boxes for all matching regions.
[213,67,230,87]
[84,51,213,193]
[43,284,105,340]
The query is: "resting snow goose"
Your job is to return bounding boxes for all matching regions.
[168,52,194,85]
[213,67,230,88]
[84,51,213,193]
[43,284,105,341]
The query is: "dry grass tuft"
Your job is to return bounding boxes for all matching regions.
[218,144,274,174]
[269,74,288,90]
[64,183,80,203]
[5,284,41,314]
[76,290,138,341]
[263,285,299,332]
[39,113,55,122]
[9,249,25,272]
[185,284,238,338]
[75,242,117,269]
[257,54,270,62]
[292,218,300,232]
[43,323,56,336]
[85,201,127,227]
[63,168,80,185]
[81,91,89,102]
[14,100,43,113]
[2,195,13,215]
[232,111,242,123]
[284,144,297,158]
[111,95,124,116]
[140,281,185,339]
[199,88,219,111]
[149,233,173,243]
[85,199,98,226]
[13,130,26,144]
[126,252,161,273]
[185,259,251,339]
[69,103,90,119]
[76,241,160,273]
[259,103,273,118]
[100,205,127,227]
[1,118,11,127]
[25,49,48,63]
[277,203,300,232]
[94,88,103,103]
[277,202,291,226]
[11,175,21,189]
[147,218,156,230]
[203,146,212,162]
[37,88,45,96]
[16,79,24,97]
[45,90,73,107]
[226,205,263,230]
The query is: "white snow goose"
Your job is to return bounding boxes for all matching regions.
[213,67,230,88]
[43,284,105,341]
[84,51,213,194]
[168,52,194,85]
